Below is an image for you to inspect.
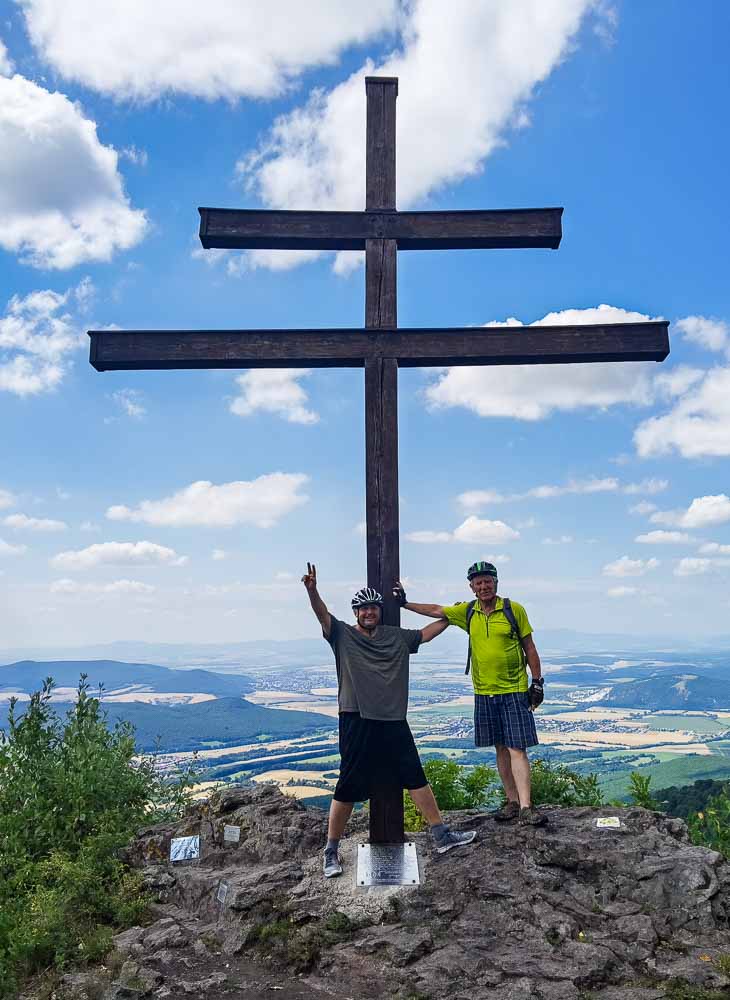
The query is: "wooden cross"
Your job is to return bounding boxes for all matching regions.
[89,76,669,844]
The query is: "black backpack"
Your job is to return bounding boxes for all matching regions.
[464,597,521,676]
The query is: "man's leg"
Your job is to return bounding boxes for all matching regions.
[327,799,354,840]
[506,747,531,808]
[323,799,353,878]
[408,784,442,826]
[495,743,519,802]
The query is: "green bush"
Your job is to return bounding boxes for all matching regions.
[404,758,498,831]
[687,787,730,858]
[529,759,603,808]
[0,676,195,997]
[628,771,659,810]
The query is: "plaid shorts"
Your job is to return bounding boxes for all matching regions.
[474,692,538,749]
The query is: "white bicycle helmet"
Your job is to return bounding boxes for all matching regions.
[351,587,384,609]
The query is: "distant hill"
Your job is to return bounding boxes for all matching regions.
[590,672,730,711]
[0,659,255,698]
[0,695,335,752]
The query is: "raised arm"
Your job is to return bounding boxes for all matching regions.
[301,562,332,638]
[419,617,450,644]
[393,581,446,619]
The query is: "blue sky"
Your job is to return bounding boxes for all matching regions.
[1,1,729,647]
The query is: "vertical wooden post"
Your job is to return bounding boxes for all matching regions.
[364,77,404,844]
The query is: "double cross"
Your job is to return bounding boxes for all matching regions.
[90,77,668,843]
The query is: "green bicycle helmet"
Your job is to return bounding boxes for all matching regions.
[467,561,498,580]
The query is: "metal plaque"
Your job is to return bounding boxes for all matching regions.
[356,842,420,887]
[596,816,621,829]
[216,880,229,905]
[223,824,241,843]
[170,835,200,863]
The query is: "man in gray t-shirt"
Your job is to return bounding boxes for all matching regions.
[302,562,477,878]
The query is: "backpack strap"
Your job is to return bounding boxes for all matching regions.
[502,598,525,664]
[464,600,477,675]
[465,598,523,675]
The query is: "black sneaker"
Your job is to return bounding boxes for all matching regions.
[492,800,520,822]
[519,806,547,827]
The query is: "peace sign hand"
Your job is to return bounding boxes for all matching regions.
[301,562,318,592]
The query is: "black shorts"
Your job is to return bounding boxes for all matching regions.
[334,712,428,803]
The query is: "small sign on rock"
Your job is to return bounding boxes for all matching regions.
[223,824,241,843]
[216,880,229,904]
[596,817,621,829]
[170,835,200,862]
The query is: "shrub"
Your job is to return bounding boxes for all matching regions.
[530,759,603,808]
[404,758,498,831]
[628,771,659,810]
[0,676,195,997]
[687,787,730,858]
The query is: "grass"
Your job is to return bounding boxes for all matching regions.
[599,752,730,801]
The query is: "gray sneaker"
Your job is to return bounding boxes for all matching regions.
[323,847,343,878]
[433,828,477,854]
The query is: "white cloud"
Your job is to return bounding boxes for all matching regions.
[406,516,519,545]
[0,74,146,269]
[106,474,309,528]
[0,489,14,510]
[4,513,67,532]
[212,549,227,561]
[0,538,27,556]
[676,315,729,354]
[406,530,453,544]
[458,475,664,511]
[230,370,318,424]
[50,577,156,595]
[699,542,730,556]
[602,556,659,577]
[109,388,146,420]
[51,540,187,571]
[18,0,398,100]
[607,586,637,598]
[542,535,573,545]
[238,0,598,272]
[652,495,730,531]
[80,520,100,533]
[0,282,92,396]
[674,558,712,577]
[680,495,730,529]
[634,366,730,458]
[0,39,14,76]
[623,478,668,496]
[629,501,657,516]
[120,145,148,167]
[426,305,666,421]
[452,517,519,545]
[634,531,693,545]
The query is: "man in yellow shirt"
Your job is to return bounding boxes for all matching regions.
[394,561,547,826]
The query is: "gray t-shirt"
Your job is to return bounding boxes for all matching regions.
[326,616,422,721]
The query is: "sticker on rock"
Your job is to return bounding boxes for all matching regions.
[223,824,241,843]
[596,817,621,829]
[216,880,229,904]
[170,835,200,862]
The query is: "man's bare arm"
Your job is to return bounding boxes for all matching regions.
[301,562,332,638]
[393,580,446,619]
[420,618,450,644]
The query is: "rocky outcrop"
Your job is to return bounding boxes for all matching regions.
[90,786,730,999]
